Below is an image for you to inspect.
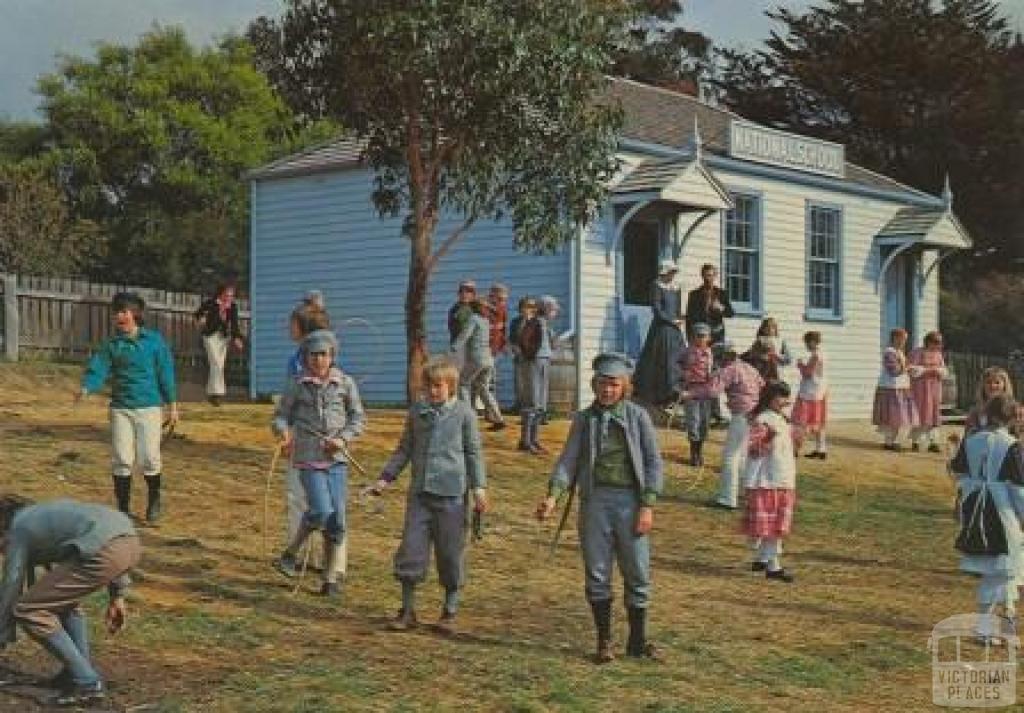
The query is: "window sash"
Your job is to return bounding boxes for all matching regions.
[724,194,760,309]
[806,205,842,315]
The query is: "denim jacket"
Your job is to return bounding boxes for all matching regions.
[381,399,486,497]
[549,400,663,506]
[272,368,366,465]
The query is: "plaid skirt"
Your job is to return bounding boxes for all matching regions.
[742,488,796,538]
[792,397,827,431]
[871,387,920,430]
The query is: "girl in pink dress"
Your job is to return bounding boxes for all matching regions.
[791,331,828,459]
[872,328,920,451]
[909,331,949,452]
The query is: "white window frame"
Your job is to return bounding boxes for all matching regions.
[721,190,763,314]
[805,201,844,321]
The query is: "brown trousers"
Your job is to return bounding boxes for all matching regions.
[14,536,141,639]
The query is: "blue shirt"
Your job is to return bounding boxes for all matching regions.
[82,327,177,408]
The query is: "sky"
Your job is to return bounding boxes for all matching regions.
[1,0,1023,120]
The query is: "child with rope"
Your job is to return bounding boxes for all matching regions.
[949,395,1024,644]
[368,357,488,635]
[272,330,365,597]
[77,291,178,524]
[536,352,663,663]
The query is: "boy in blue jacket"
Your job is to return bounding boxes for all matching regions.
[77,292,178,524]
[370,357,488,634]
[0,496,141,705]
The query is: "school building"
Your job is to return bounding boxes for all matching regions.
[247,77,971,418]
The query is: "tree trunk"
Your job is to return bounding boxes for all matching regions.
[405,223,432,404]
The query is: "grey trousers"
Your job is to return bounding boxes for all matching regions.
[393,492,466,590]
[579,487,651,608]
[522,357,550,414]
[459,362,504,423]
[684,398,713,442]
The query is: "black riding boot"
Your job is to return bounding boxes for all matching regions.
[112,477,131,515]
[627,606,659,658]
[590,599,614,663]
[689,439,703,467]
[144,475,162,524]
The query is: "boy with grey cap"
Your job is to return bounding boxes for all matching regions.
[537,352,663,663]
[272,329,366,597]
[677,322,717,466]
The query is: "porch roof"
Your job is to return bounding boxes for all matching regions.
[875,207,972,250]
[611,156,732,212]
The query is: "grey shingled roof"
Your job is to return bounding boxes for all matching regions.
[614,157,697,194]
[248,77,937,203]
[877,208,946,238]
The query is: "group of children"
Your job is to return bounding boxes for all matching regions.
[872,328,950,452]
[445,279,567,456]
[6,282,1013,696]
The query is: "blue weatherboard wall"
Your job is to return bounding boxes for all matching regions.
[250,168,571,404]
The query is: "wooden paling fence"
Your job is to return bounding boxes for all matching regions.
[0,273,251,392]
[946,350,1024,412]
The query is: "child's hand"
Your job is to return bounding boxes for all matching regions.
[278,430,293,455]
[635,507,654,535]
[324,437,347,455]
[367,478,390,496]
[73,389,87,404]
[473,489,489,514]
[105,597,127,634]
[536,496,557,521]
[166,403,180,426]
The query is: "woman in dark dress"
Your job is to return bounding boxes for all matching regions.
[635,260,686,406]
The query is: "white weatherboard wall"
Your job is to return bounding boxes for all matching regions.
[676,166,936,420]
[251,168,571,403]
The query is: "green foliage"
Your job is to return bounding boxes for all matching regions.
[26,26,336,290]
[251,0,625,398]
[0,162,100,275]
[941,274,1024,355]
[716,0,1024,268]
[612,1,714,93]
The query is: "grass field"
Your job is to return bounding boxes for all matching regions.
[0,362,988,712]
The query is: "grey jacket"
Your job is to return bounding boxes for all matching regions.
[451,313,493,368]
[0,500,136,643]
[272,367,366,465]
[549,400,663,506]
[381,399,486,497]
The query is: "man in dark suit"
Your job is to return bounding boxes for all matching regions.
[685,264,734,425]
[685,264,734,345]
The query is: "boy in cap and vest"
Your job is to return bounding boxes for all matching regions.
[536,353,663,663]
[272,329,366,597]
[0,496,141,705]
[451,299,506,430]
[677,323,717,467]
[77,292,178,524]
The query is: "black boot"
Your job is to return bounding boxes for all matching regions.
[144,475,162,524]
[590,599,613,663]
[112,477,131,515]
[689,440,703,467]
[626,606,658,659]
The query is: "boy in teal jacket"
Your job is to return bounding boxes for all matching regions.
[78,292,178,523]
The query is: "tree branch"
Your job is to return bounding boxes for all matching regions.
[427,213,478,272]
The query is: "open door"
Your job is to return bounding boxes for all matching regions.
[881,247,918,346]
[620,218,665,358]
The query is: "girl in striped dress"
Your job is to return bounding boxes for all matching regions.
[791,331,828,459]
[908,331,949,452]
[742,381,800,583]
[872,328,920,451]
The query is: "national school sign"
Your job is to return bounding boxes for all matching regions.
[729,120,845,179]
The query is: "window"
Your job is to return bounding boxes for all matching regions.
[723,193,761,311]
[806,203,843,318]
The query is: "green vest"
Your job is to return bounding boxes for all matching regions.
[593,412,636,489]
